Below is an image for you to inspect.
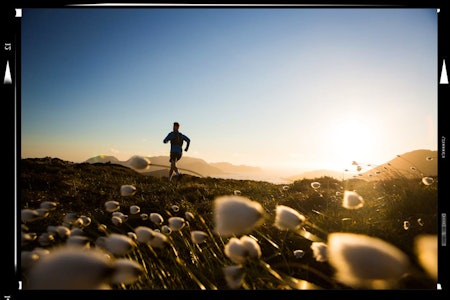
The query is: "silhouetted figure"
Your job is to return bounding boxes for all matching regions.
[163,122,190,181]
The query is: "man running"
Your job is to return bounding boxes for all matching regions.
[163,122,190,181]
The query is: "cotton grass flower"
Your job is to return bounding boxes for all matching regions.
[414,234,437,281]
[120,185,136,196]
[293,249,305,259]
[64,212,79,224]
[190,230,209,244]
[130,205,140,214]
[134,226,154,243]
[21,209,41,223]
[25,246,130,289]
[213,195,265,237]
[421,177,434,185]
[161,225,172,235]
[274,205,306,231]
[54,225,71,239]
[111,216,123,226]
[223,265,245,289]
[40,201,57,210]
[148,230,169,249]
[403,221,410,230]
[168,217,185,231]
[327,232,411,289]
[342,190,364,210]
[99,233,137,256]
[126,155,151,170]
[105,200,120,213]
[185,211,195,221]
[150,213,164,225]
[311,182,321,189]
[310,242,328,262]
[110,259,144,285]
[224,235,261,264]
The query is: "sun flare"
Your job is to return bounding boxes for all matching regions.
[329,117,378,170]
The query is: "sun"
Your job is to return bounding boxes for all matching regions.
[328,117,378,170]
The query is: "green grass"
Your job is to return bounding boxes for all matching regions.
[20,157,438,290]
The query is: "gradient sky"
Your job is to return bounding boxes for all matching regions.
[21,7,438,173]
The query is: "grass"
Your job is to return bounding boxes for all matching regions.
[19,157,438,290]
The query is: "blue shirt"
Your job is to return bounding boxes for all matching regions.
[163,130,190,153]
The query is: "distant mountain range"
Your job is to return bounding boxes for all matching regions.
[84,155,262,178]
[85,149,437,183]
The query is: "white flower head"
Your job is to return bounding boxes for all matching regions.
[26,246,113,289]
[134,226,154,243]
[150,213,164,225]
[310,242,328,262]
[111,258,144,284]
[327,232,411,289]
[414,234,437,280]
[40,201,57,211]
[126,155,151,170]
[421,177,434,186]
[111,216,123,226]
[161,225,172,235]
[311,182,321,189]
[184,211,195,221]
[120,185,136,197]
[213,195,265,237]
[104,201,120,213]
[223,265,245,289]
[274,205,306,231]
[224,235,262,264]
[342,190,364,210]
[110,259,144,285]
[168,217,185,231]
[293,249,305,259]
[130,205,140,215]
[403,221,410,230]
[190,230,209,244]
[147,231,168,249]
[101,233,137,256]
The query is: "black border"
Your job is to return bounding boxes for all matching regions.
[4,1,449,298]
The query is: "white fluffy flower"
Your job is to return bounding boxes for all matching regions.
[310,242,328,262]
[421,177,434,185]
[126,155,151,170]
[101,233,137,256]
[311,182,321,189]
[213,195,265,237]
[26,247,112,289]
[168,217,185,231]
[274,205,306,231]
[414,234,437,280]
[223,265,245,289]
[150,213,164,225]
[120,185,136,197]
[342,191,364,210]
[327,232,411,289]
[224,235,261,264]
[190,230,209,244]
[130,205,140,215]
[104,201,120,213]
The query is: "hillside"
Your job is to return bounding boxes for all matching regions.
[288,149,437,181]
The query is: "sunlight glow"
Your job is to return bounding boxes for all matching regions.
[329,116,378,170]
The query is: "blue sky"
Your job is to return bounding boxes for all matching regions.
[21,7,438,173]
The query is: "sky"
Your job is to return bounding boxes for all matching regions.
[20,7,438,174]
